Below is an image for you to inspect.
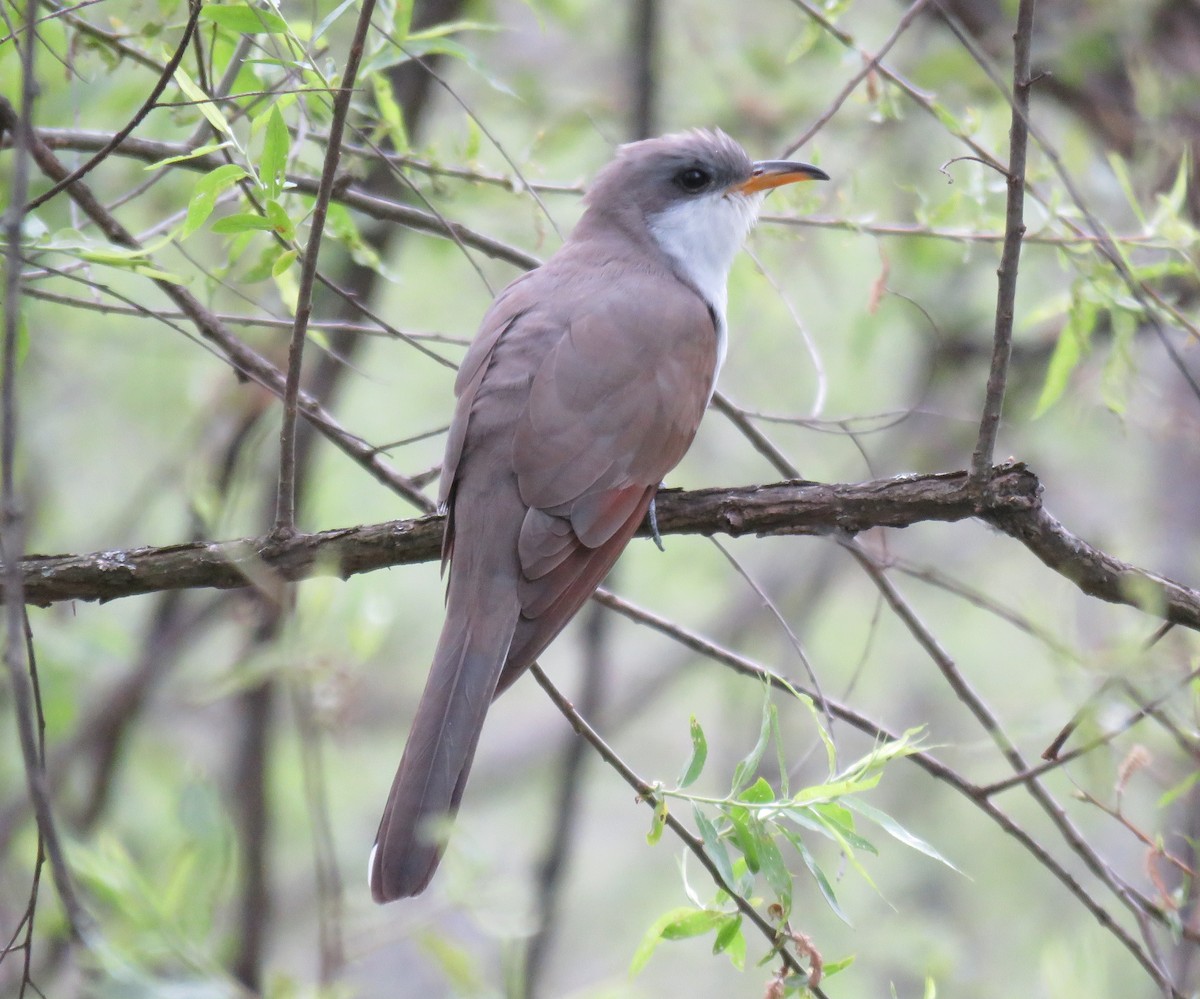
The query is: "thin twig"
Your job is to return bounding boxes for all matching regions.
[0,0,88,944]
[784,0,932,155]
[0,102,434,512]
[529,664,828,994]
[969,0,1035,482]
[274,0,378,537]
[24,0,202,212]
[590,587,1178,981]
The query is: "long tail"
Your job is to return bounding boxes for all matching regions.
[370,613,517,902]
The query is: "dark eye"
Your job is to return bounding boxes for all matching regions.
[675,167,711,193]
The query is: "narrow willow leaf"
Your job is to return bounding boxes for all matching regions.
[678,715,708,788]
[731,698,775,796]
[405,18,497,41]
[264,199,294,241]
[211,213,276,234]
[260,107,289,199]
[646,797,667,845]
[739,776,774,804]
[144,140,230,171]
[1034,292,1096,417]
[183,164,247,238]
[313,0,358,42]
[790,772,881,805]
[712,914,742,956]
[781,827,851,925]
[844,802,959,872]
[371,73,408,152]
[200,4,288,34]
[660,908,726,940]
[726,806,761,874]
[173,67,234,141]
[630,907,720,974]
[757,832,793,911]
[1159,768,1200,808]
[693,805,736,888]
[724,920,747,970]
[823,955,857,978]
[271,248,297,278]
[130,265,188,284]
[1105,152,1147,228]
[811,801,877,853]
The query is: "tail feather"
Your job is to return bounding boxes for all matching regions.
[370,617,516,902]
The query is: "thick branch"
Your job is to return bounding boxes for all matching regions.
[9,463,1200,633]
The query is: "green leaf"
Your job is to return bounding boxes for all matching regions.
[740,776,775,804]
[823,954,857,978]
[173,67,235,141]
[678,715,708,788]
[1160,768,1200,809]
[781,827,851,925]
[271,248,297,277]
[200,4,288,34]
[757,832,793,910]
[731,698,775,795]
[811,801,877,854]
[694,805,736,888]
[1101,307,1136,416]
[713,914,746,969]
[1106,153,1147,228]
[327,202,386,273]
[211,213,276,234]
[630,907,724,974]
[727,805,761,873]
[264,199,295,241]
[143,140,230,171]
[660,908,726,941]
[790,772,882,805]
[129,264,188,284]
[1034,289,1095,417]
[371,73,408,152]
[646,797,667,846]
[183,164,247,239]
[844,799,961,872]
[313,0,358,42]
[260,106,289,199]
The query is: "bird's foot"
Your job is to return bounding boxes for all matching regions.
[648,496,665,552]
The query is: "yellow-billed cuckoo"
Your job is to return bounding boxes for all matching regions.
[371,129,828,902]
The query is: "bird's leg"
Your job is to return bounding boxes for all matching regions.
[647,490,666,552]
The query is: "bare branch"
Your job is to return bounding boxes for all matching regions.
[274,0,378,537]
[8,465,1200,639]
[970,0,1035,480]
[0,0,88,945]
[783,0,932,155]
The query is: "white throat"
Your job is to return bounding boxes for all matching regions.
[647,191,764,388]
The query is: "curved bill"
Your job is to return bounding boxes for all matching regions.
[734,160,830,194]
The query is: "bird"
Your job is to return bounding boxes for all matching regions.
[370,129,828,902]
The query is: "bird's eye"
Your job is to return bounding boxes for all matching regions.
[675,167,711,193]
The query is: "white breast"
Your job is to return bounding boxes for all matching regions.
[647,191,763,392]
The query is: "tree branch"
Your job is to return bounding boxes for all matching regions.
[10,127,542,271]
[8,463,1200,635]
[273,0,377,537]
[970,0,1035,480]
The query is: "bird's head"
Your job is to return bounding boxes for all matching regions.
[580,129,828,306]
